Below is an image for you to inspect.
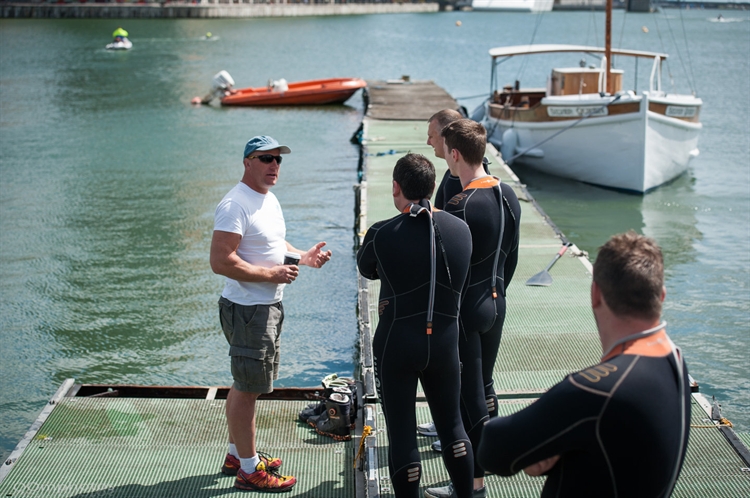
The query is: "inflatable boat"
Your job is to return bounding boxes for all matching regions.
[220,77,366,106]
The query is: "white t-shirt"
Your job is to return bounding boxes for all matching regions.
[214,182,287,305]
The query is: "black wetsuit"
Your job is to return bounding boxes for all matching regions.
[357,199,474,498]
[434,158,490,210]
[444,176,521,477]
[477,328,691,498]
[434,170,463,210]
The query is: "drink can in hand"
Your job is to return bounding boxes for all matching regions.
[284,252,301,266]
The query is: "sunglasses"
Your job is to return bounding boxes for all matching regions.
[248,154,282,165]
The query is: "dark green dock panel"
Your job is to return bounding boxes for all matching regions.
[0,381,357,497]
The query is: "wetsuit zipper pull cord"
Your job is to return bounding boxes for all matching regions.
[491,184,506,300]
[409,201,438,335]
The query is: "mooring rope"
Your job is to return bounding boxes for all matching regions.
[354,425,373,468]
[691,417,734,429]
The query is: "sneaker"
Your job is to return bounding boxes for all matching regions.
[424,483,455,498]
[258,451,283,471]
[221,452,282,476]
[424,483,486,498]
[417,421,438,437]
[234,461,296,492]
[431,440,442,453]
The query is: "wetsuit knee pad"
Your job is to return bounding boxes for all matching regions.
[446,440,470,459]
[484,381,498,418]
[391,463,422,496]
[485,394,498,418]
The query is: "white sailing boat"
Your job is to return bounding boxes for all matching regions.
[478,4,702,193]
[472,0,554,12]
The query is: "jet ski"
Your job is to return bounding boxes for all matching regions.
[106,37,132,51]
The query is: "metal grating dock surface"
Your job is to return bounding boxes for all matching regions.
[0,397,353,497]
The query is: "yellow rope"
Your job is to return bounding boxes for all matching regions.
[691,417,734,429]
[354,425,373,468]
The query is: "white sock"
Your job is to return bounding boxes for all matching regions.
[228,443,239,459]
[240,455,261,474]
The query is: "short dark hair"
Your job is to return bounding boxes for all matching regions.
[429,109,463,129]
[441,119,486,165]
[393,153,436,201]
[593,231,664,321]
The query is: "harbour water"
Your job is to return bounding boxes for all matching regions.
[1,9,748,461]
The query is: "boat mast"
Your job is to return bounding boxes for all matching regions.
[605,0,613,94]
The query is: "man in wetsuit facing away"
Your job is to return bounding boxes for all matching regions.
[425,119,521,498]
[477,231,691,497]
[427,109,463,209]
[357,153,475,498]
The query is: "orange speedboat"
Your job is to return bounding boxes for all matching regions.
[221,77,367,106]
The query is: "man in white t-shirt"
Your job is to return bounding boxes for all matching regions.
[210,135,332,492]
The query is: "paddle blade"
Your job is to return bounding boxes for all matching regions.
[526,244,571,287]
[526,270,553,287]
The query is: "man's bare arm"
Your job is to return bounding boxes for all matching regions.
[211,230,298,284]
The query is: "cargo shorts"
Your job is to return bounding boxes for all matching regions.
[219,297,284,394]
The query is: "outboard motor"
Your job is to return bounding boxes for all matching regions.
[212,70,235,92]
[192,70,236,105]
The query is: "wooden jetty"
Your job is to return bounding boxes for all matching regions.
[1,80,749,497]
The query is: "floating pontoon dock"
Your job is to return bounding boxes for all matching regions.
[0,383,361,497]
[1,80,749,497]
[354,80,750,497]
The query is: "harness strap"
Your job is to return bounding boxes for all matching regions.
[490,183,507,299]
[409,202,436,335]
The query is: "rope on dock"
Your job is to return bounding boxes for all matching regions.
[354,425,373,468]
[691,417,734,429]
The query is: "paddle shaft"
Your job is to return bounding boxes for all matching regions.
[543,243,571,272]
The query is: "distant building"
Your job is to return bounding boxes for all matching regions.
[553,0,624,10]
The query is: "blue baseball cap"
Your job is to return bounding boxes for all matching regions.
[243,136,291,158]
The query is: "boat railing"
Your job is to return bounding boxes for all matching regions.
[650,56,662,93]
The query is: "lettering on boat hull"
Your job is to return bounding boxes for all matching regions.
[665,106,697,118]
[547,106,609,118]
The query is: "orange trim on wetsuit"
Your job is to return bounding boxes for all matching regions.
[602,328,672,361]
[463,176,500,191]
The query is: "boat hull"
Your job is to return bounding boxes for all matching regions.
[483,93,702,193]
[221,77,366,106]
